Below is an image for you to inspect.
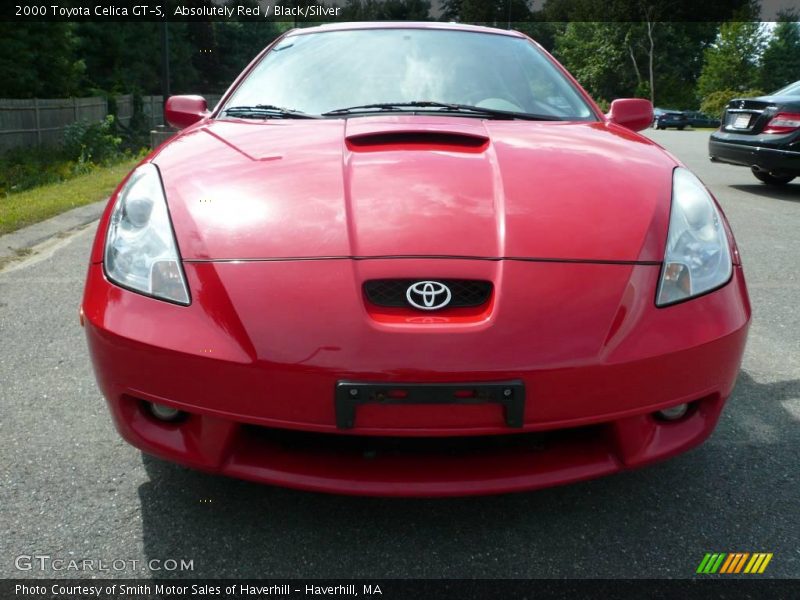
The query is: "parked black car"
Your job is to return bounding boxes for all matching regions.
[685,111,721,128]
[709,81,800,185]
[654,108,688,130]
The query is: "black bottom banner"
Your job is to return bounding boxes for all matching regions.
[3,579,799,600]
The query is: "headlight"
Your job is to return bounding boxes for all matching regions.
[104,164,190,305]
[656,167,732,306]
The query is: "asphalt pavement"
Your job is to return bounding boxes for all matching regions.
[0,129,798,579]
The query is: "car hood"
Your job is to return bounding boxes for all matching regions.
[154,116,675,262]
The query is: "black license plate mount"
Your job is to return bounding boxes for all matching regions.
[334,380,525,429]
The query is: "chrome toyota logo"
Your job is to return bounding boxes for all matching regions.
[406,281,452,311]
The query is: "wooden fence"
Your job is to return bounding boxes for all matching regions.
[0,94,223,153]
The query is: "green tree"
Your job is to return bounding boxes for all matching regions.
[697,18,766,98]
[75,11,280,97]
[187,20,222,92]
[539,0,749,22]
[0,23,84,97]
[75,22,201,95]
[542,0,749,107]
[440,0,462,20]
[631,22,720,108]
[553,17,720,107]
[760,12,800,93]
[554,23,634,104]
[76,23,162,94]
[176,0,283,93]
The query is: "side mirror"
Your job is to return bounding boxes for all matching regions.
[165,95,209,129]
[606,98,653,132]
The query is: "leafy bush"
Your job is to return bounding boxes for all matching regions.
[700,89,765,120]
[62,115,123,164]
[0,115,144,196]
[0,147,77,195]
[594,98,610,113]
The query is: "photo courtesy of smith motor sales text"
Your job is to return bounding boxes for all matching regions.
[0,1,798,599]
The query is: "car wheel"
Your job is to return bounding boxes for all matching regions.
[751,168,796,185]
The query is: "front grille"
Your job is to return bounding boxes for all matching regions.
[364,279,492,309]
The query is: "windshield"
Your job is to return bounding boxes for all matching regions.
[222,28,596,120]
[772,80,800,96]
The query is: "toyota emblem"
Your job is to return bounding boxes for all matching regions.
[406,281,452,311]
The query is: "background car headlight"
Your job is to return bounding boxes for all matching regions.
[656,167,732,306]
[104,164,190,305]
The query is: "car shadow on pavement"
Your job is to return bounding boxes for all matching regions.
[137,370,799,579]
[729,183,800,203]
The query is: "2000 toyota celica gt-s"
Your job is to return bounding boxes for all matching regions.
[82,22,750,496]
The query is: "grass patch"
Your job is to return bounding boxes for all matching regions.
[0,117,134,196]
[0,157,139,235]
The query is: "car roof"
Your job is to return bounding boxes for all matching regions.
[772,80,800,96]
[285,21,527,39]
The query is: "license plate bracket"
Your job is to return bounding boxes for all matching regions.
[335,380,525,429]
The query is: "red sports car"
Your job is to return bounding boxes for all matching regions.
[82,23,750,496]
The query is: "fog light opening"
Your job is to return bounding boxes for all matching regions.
[655,403,690,422]
[148,402,185,422]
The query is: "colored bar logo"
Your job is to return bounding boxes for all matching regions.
[696,553,773,574]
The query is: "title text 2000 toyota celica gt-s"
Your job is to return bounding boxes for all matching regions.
[82,23,750,496]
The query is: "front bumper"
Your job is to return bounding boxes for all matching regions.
[83,260,750,496]
[709,133,800,175]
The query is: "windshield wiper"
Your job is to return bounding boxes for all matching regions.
[321,101,562,121]
[222,104,320,119]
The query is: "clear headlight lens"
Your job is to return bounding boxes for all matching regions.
[656,168,732,306]
[104,164,190,305]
